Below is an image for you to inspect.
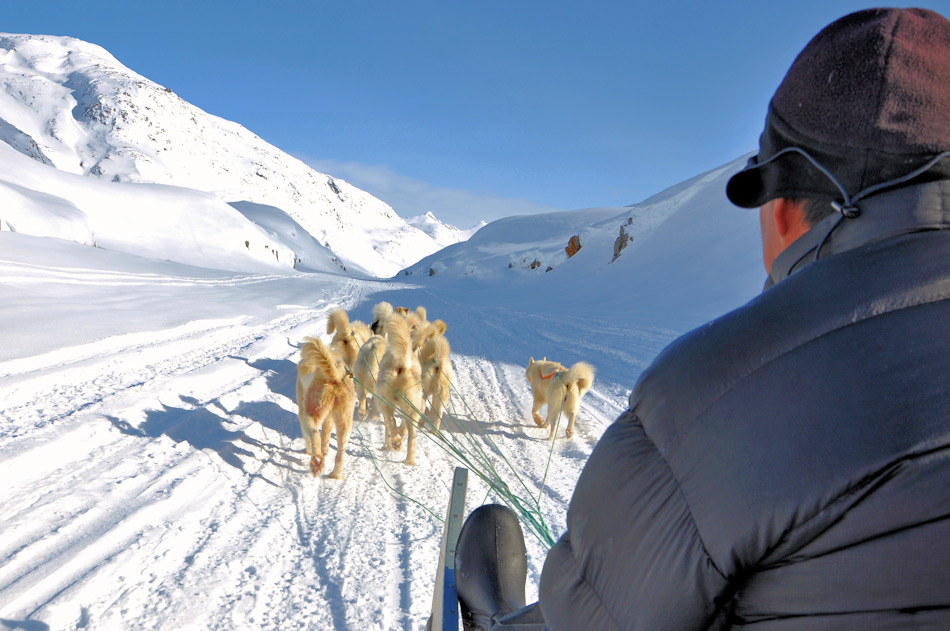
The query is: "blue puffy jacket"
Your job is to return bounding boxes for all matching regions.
[539,180,950,630]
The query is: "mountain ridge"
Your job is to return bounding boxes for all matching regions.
[0,32,442,276]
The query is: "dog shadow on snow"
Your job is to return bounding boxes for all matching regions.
[105,356,311,483]
[107,404,303,484]
[435,410,529,443]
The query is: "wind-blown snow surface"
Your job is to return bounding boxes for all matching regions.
[0,33,442,276]
[0,156,763,630]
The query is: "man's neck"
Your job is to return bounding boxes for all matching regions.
[766,179,950,289]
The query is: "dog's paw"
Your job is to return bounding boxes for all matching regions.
[392,436,403,451]
[405,456,417,466]
[533,413,545,427]
[310,456,324,477]
[565,427,574,439]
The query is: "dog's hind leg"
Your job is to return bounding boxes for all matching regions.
[532,390,547,427]
[546,396,564,441]
[327,415,352,480]
[564,410,577,439]
[403,413,418,466]
[427,379,450,431]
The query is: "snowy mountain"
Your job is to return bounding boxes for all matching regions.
[0,33,442,276]
[404,211,485,249]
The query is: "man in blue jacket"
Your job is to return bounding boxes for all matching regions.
[456,7,950,630]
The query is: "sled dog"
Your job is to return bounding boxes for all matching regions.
[296,336,356,479]
[375,313,424,465]
[354,333,388,420]
[420,331,453,431]
[525,357,595,440]
[327,308,372,372]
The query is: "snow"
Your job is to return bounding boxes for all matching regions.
[0,33,446,277]
[405,212,486,249]
[0,157,763,630]
[0,33,767,631]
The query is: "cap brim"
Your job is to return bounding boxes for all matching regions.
[726,159,768,208]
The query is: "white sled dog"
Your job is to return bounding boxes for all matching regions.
[354,332,388,420]
[375,313,424,465]
[327,308,372,372]
[296,336,356,479]
[525,357,595,440]
[420,330,454,431]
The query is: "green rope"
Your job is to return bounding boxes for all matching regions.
[537,372,565,506]
[351,412,444,523]
[347,338,559,548]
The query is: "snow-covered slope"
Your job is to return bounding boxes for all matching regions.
[400,157,764,324]
[0,33,441,276]
[0,140,350,274]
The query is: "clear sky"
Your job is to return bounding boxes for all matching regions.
[5,1,949,227]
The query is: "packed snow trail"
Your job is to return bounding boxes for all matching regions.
[0,251,679,630]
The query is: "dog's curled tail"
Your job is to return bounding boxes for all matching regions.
[420,334,451,369]
[412,319,447,351]
[385,313,412,359]
[299,336,345,380]
[563,361,595,395]
[327,308,350,336]
[372,301,394,334]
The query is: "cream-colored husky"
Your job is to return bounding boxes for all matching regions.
[419,329,453,431]
[326,308,372,372]
[296,337,356,479]
[525,357,595,440]
[374,313,424,465]
[354,333,387,419]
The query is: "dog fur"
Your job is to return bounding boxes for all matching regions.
[420,331,453,431]
[374,313,424,465]
[370,301,394,336]
[405,306,429,334]
[296,336,356,478]
[411,318,447,352]
[353,333,388,420]
[327,308,372,372]
[525,357,595,440]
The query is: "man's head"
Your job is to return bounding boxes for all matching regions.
[728,8,950,211]
[726,8,950,271]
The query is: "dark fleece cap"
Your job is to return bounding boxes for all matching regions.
[727,8,950,208]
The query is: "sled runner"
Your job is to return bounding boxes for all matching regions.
[426,467,469,631]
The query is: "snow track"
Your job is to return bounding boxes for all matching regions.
[0,265,666,630]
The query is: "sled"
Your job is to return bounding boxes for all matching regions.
[426,467,469,631]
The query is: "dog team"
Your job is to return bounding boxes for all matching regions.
[295,301,595,479]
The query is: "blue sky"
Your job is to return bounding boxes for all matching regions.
[6,1,949,227]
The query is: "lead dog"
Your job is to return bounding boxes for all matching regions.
[297,336,356,479]
[525,357,595,440]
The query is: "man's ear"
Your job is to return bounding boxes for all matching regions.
[761,198,812,273]
[772,198,809,247]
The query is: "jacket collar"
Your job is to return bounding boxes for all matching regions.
[766,179,950,289]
